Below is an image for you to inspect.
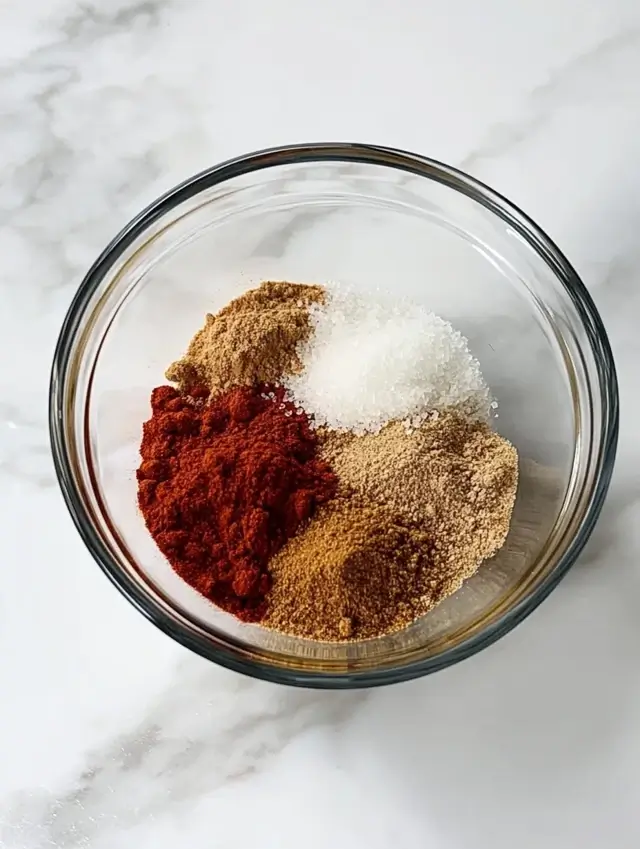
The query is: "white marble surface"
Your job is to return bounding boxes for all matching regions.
[1,1,639,846]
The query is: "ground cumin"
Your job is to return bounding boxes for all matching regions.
[264,412,518,641]
[263,498,432,641]
[165,281,325,395]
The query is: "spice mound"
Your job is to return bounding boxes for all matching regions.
[264,499,432,641]
[284,286,491,432]
[324,412,518,571]
[267,413,518,641]
[137,383,336,621]
[165,281,324,396]
[137,279,519,642]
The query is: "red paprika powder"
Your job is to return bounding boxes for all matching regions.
[137,383,336,621]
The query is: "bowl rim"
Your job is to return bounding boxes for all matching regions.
[49,142,619,688]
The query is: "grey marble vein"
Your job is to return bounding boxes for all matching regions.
[459,27,640,171]
[60,0,165,40]
[0,0,168,296]
[1,661,368,848]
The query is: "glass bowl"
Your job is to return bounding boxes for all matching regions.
[49,143,618,688]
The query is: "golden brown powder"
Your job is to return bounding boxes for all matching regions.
[264,412,519,641]
[165,281,325,395]
[263,498,433,641]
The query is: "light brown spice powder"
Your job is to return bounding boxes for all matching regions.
[263,498,432,641]
[323,412,519,572]
[165,281,325,395]
[264,412,518,641]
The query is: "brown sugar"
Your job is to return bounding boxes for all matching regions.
[323,412,519,572]
[165,281,325,395]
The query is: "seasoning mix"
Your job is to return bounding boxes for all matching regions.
[137,281,519,642]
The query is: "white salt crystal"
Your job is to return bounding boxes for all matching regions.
[284,284,493,434]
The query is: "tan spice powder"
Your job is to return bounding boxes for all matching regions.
[264,412,519,641]
[323,412,519,573]
[165,281,325,395]
[263,498,432,641]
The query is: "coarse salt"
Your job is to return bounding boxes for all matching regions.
[284,285,492,434]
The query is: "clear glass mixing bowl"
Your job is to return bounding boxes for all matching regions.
[50,144,618,688]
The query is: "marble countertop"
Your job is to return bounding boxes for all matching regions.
[1,1,639,847]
